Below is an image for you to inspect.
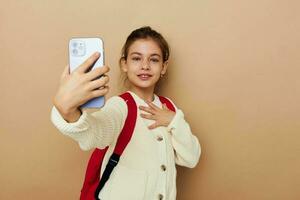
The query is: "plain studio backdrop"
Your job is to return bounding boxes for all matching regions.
[0,0,299,199]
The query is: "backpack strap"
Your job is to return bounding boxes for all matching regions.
[158,96,176,112]
[80,147,109,200]
[94,92,137,199]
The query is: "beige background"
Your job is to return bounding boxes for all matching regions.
[1,0,299,199]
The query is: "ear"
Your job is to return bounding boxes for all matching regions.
[161,60,169,75]
[120,58,128,72]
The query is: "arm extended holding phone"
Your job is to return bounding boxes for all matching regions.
[53,38,110,122]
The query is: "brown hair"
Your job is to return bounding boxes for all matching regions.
[118,26,170,90]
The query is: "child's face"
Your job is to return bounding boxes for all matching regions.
[122,38,168,91]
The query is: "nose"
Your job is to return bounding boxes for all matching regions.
[141,58,150,70]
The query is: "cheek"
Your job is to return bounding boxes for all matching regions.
[153,65,163,74]
[126,68,140,79]
[126,63,139,73]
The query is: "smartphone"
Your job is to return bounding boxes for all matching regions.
[69,37,105,109]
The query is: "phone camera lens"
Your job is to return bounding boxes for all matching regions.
[72,49,78,55]
[72,42,78,48]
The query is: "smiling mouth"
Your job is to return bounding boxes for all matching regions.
[138,74,152,80]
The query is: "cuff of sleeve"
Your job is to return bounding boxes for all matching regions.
[167,109,184,135]
[51,105,90,133]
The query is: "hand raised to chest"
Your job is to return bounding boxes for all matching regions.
[139,100,175,130]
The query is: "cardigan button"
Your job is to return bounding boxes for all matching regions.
[168,127,175,134]
[157,136,163,141]
[158,194,164,200]
[161,165,166,171]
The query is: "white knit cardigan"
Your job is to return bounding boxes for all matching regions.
[51,90,201,200]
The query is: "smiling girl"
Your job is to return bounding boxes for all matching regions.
[51,26,201,200]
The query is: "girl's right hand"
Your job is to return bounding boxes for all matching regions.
[53,52,110,117]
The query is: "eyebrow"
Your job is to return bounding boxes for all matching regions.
[130,52,161,57]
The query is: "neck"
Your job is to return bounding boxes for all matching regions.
[129,86,155,102]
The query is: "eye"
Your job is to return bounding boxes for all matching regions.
[150,58,159,62]
[132,57,141,61]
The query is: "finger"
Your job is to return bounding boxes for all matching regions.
[148,122,159,130]
[89,85,109,99]
[75,52,100,74]
[61,65,70,79]
[86,65,110,81]
[146,101,159,111]
[87,76,110,91]
[140,113,156,120]
[139,106,156,115]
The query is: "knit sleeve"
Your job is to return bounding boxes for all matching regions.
[50,96,128,151]
[164,97,201,168]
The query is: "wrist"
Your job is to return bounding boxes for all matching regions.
[53,98,81,122]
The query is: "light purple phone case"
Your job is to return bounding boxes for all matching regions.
[69,37,105,109]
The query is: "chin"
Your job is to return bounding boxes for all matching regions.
[132,81,155,89]
[136,83,155,89]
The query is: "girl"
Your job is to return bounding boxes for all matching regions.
[51,26,201,200]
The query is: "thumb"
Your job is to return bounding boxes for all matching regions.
[61,65,70,79]
[163,103,169,110]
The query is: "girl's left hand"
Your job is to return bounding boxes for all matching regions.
[139,100,176,130]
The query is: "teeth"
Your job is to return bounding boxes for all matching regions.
[140,75,150,77]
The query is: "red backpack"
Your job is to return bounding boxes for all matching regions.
[80,92,176,200]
